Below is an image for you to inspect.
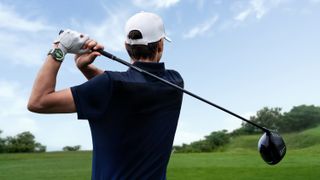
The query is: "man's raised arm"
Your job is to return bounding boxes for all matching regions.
[28,29,103,113]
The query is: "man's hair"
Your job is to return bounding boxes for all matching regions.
[125,30,160,61]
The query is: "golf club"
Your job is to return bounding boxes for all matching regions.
[96,49,287,165]
[59,30,286,165]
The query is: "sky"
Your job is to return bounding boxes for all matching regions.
[0,0,319,151]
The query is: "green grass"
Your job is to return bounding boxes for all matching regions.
[285,126,320,149]
[167,125,320,179]
[1,149,319,180]
[167,148,320,180]
[1,126,320,179]
[0,151,92,180]
[226,125,320,150]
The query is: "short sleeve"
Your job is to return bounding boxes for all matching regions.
[71,72,113,120]
[168,70,184,88]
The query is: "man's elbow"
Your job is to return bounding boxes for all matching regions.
[27,100,45,113]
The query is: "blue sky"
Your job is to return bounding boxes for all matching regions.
[0,0,319,151]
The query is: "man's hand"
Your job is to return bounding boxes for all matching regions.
[54,29,90,55]
[74,40,105,80]
[75,40,104,69]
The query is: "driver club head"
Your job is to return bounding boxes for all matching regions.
[258,131,286,165]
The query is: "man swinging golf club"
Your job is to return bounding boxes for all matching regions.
[28,12,184,179]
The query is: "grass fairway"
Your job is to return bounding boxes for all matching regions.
[1,126,320,179]
[167,126,320,180]
[0,151,92,180]
[167,148,320,180]
[0,148,320,180]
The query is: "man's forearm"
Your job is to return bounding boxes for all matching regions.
[79,64,104,80]
[28,55,61,109]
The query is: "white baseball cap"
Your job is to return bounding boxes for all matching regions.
[125,12,171,45]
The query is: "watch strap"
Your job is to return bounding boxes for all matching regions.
[48,48,65,62]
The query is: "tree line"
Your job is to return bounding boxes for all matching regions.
[173,130,230,153]
[2,104,319,153]
[174,104,320,153]
[232,104,320,135]
[0,130,82,153]
[0,131,46,153]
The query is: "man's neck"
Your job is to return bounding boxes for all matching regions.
[131,59,159,63]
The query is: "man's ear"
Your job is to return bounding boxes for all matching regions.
[157,39,164,53]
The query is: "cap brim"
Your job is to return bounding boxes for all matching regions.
[164,36,172,42]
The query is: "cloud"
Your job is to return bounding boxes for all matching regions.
[68,4,133,53]
[183,15,219,39]
[83,12,128,52]
[214,0,293,31]
[234,0,267,21]
[0,3,52,32]
[132,0,180,9]
[0,79,93,151]
[0,81,18,99]
[0,80,38,136]
[0,31,55,67]
[234,9,252,22]
[0,2,55,67]
[233,0,292,22]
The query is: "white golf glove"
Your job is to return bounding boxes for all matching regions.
[54,29,90,55]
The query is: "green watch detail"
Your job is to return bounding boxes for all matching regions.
[48,48,65,62]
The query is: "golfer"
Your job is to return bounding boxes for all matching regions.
[28,12,184,179]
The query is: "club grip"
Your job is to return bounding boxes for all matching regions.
[96,49,117,60]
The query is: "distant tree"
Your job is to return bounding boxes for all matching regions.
[35,142,46,152]
[0,130,5,153]
[4,131,46,153]
[281,105,320,132]
[232,105,320,135]
[205,130,230,148]
[232,107,283,135]
[62,145,81,151]
[196,141,209,152]
[250,107,283,131]
[230,124,254,136]
[5,132,35,153]
[174,130,230,153]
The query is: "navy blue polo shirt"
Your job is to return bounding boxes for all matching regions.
[71,61,184,180]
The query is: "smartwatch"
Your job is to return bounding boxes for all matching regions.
[48,48,65,62]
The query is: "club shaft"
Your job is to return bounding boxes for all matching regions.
[97,49,269,133]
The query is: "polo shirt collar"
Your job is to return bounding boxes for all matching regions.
[130,61,165,74]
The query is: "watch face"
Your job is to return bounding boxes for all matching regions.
[54,48,64,61]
